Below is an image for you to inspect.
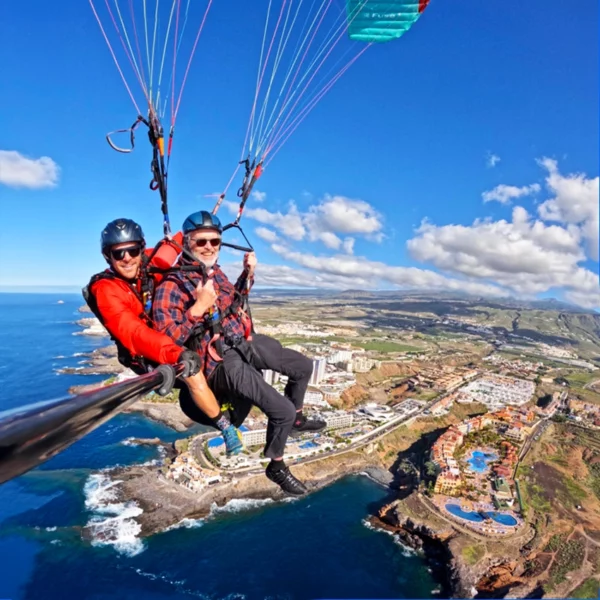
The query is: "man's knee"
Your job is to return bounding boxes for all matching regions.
[298,354,313,378]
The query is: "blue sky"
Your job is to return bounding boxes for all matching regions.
[0,0,598,309]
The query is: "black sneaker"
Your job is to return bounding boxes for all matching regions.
[291,415,327,436]
[266,465,308,496]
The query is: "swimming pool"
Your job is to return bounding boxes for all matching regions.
[300,441,318,449]
[467,450,498,474]
[445,503,517,526]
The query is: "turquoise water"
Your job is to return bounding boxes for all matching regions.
[466,450,498,474]
[445,503,517,526]
[0,294,439,599]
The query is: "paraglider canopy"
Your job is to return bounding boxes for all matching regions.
[346,0,431,42]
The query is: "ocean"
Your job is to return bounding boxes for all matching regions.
[0,293,438,600]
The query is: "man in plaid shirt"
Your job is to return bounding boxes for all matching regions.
[153,210,327,496]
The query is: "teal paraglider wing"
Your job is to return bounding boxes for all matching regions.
[346,0,431,43]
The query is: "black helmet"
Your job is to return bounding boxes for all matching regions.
[101,218,145,256]
[182,210,223,235]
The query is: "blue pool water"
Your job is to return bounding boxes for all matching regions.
[445,504,517,526]
[467,450,498,473]
[300,441,318,449]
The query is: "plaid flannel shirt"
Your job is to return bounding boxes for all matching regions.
[152,264,254,378]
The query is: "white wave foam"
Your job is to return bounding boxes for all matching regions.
[53,355,66,359]
[209,497,275,516]
[164,517,204,532]
[73,352,86,357]
[361,518,417,556]
[84,473,145,557]
[133,568,241,598]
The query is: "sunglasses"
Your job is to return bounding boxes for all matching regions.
[110,246,142,261]
[190,237,221,248]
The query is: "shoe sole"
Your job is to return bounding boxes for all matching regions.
[265,474,307,496]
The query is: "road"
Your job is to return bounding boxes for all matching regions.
[192,404,429,478]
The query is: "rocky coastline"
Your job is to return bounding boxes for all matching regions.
[88,450,381,540]
[370,493,543,599]
[66,310,541,598]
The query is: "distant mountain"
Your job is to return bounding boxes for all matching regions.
[254,288,590,314]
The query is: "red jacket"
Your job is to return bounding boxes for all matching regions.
[88,234,184,366]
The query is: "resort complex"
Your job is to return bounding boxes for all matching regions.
[427,406,543,536]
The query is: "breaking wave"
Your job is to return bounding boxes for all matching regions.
[83,472,145,557]
[164,518,204,531]
[361,518,417,557]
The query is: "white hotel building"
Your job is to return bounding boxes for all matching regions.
[324,411,353,429]
[310,357,327,385]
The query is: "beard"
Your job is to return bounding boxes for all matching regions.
[196,254,218,269]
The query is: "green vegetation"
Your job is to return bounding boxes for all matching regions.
[412,389,439,401]
[424,461,439,478]
[548,538,586,586]
[561,478,588,507]
[562,370,599,388]
[146,388,181,403]
[356,340,421,353]
[461,544,486,566]
[588,462,600,500]
[278,336,326,345]
[175,437,191,453]
[570,578,599,599]
[521,480,551,513]
[545,533,564,552]
[461,426,501,450]
[203,443,219,467]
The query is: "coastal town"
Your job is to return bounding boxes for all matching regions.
[70,293,600,599]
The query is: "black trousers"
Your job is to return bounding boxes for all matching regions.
[178,334,313,459]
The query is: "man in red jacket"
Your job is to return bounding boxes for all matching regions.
[84,218,244,455]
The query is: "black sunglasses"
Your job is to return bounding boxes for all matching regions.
[190,237,221,248]
[110,246,142,261]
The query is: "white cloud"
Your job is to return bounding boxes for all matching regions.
[307,195,383,236]
[482,183,541,204]
[226,194,383,251]
[486,152,501,168]
[0,150,60,189]
[270,244,508,298]
[563,289,600,311]
[536,157,599,261]
[220,260,370,290]
[406,205,599,307]
[225,200,306,241]
[221,159,599,311]
[312,230,343,249]
[255,227,279,243]
[252,190,266,202]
